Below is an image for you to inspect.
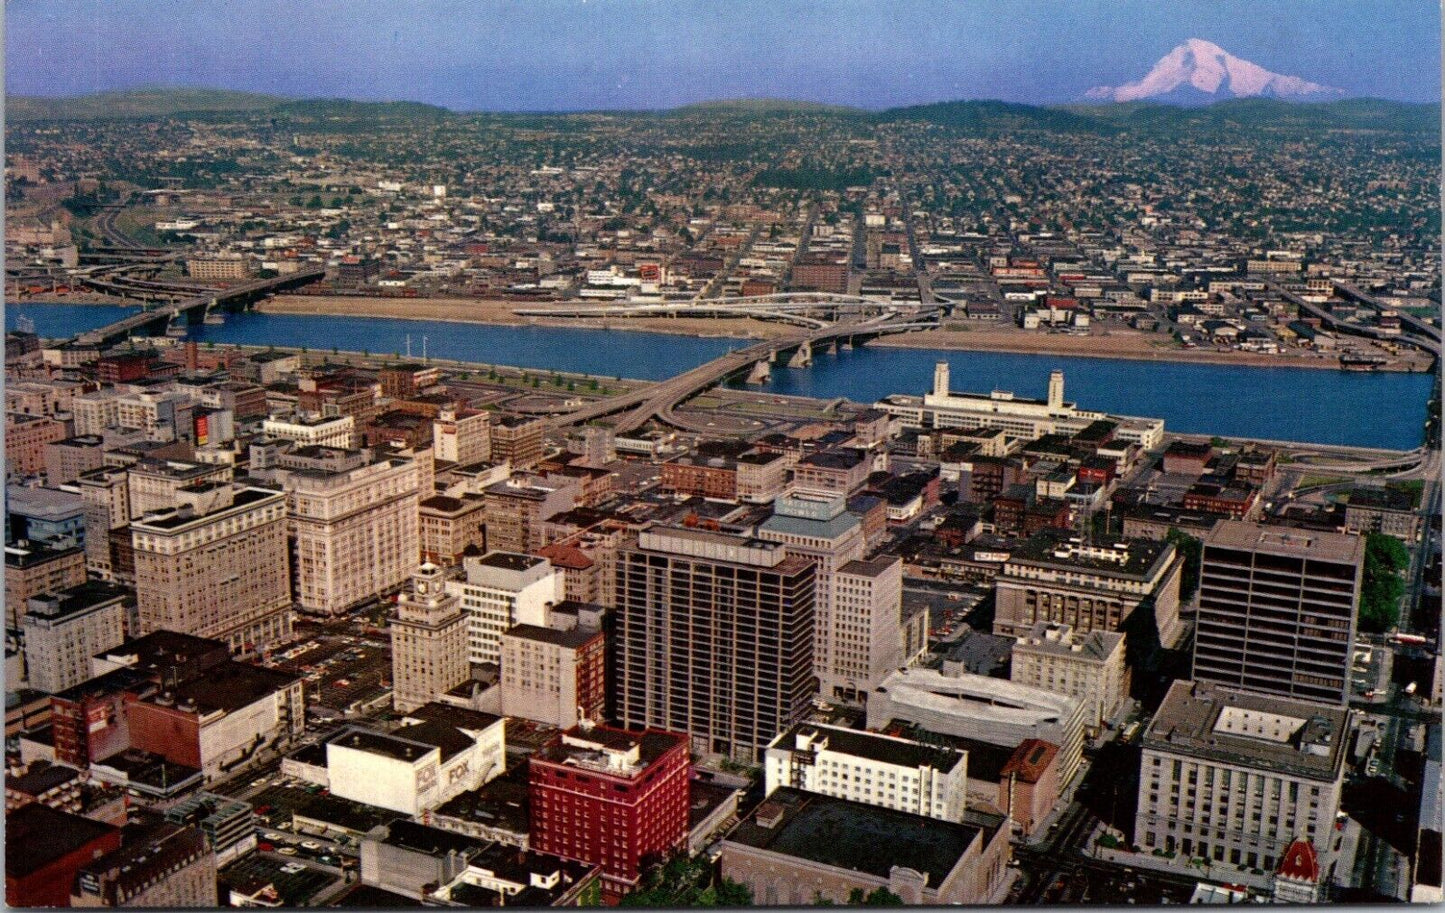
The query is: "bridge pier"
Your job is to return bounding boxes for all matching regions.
[788,341,812,368]
[747,360,772,384]
[838,336,853,350]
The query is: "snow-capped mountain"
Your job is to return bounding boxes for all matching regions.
[1085,39,1344,104]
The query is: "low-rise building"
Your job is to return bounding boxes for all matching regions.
[721,787,1011,906]
[1344,485,1424,542]
[866,667,1086,789]
[764,722,968,821]
[124,660,305,782]
[361,820,600,907]
[164,791,256,867]
[326,704,506,816]
[5,803,123,908]
[71,822,217,908]
[995,738,1062,838]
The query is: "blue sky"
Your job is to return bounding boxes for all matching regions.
[7,0,1439,109]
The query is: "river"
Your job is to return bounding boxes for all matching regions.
[8,304,1431,450]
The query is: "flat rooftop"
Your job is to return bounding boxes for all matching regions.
[775,722,965,774]
[1206,519,1364,565]
[1008,529,1170,578]
[1144,680,1350,781]
[503,623,599,650]
[6,803,118,878]
[473,551,547,572]
[727,786,981,886]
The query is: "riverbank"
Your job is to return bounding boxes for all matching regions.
[870,327,1428,372]
[256,294,1433,373]
[259,294,787,341]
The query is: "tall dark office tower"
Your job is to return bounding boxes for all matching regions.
[614,526,816,765]
[1194,520,1364,705]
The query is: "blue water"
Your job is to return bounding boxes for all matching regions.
[7,304,1431,449]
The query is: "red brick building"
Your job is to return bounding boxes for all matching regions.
[1182,482,1258,520]
[660,456,738,501]
[529,725,690,901]
[1161,440,1213,475]
[6,803,122,908]
[95,352,154,384]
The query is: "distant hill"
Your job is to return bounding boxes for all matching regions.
[7,87,286,120]
[1062,97,1441,135]
[272,97,452,118]
[6,87,454,121]
[674,97,864,115]
[874,99,1109,133]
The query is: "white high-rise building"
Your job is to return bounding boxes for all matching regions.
[254,448,422,616]
[757,493,865,700]
[447,552,562,666]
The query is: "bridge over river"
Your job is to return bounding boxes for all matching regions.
[545,310,938,435]
[71,267,326,347]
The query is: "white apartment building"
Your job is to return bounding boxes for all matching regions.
[262,414,355,450]
[71,391,119,437]
[1010,622,1128,734]
[447,552,562,666]
[433,408,491,466]
[764,722,968,822]
[1136,680,1351,875]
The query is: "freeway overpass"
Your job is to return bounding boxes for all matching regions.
[1268,281,1440,358]
[546,312,937,435]
[72,267,326,347]
[1332,280,1441,344]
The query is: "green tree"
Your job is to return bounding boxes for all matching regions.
[863,887,906,906]
[620,854,752,908]
[1360,533,1408,632]
[306,194,323,209]
[1166,528,1203,602]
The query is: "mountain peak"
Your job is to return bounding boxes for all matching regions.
[1086,40,1344,104]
